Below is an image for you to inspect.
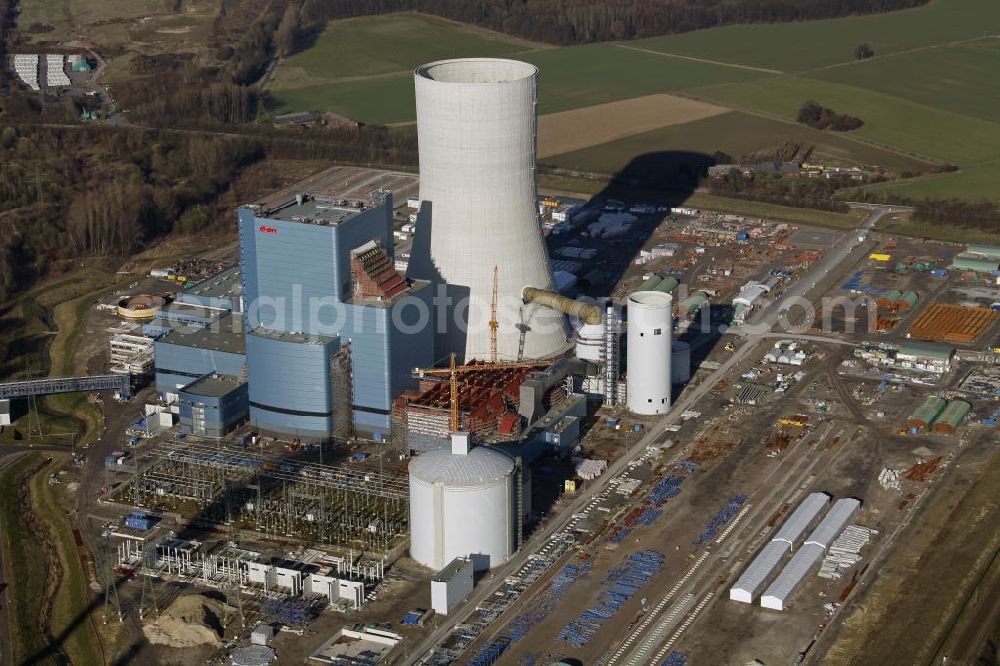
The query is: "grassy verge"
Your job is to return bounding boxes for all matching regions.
[31,456,104,666]
[0,264,121,447]
[876,213,1000,245]
[0,453,101,665]
[684,193,869,229]
[0,454,50,662]
[538,173,868,228]
[46,276,124,447]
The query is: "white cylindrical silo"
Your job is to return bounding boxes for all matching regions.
[671,340,691,384]
[409,442,516,572]
[626,291,672,414]
[409,58,568,362]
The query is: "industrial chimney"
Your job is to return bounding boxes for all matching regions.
[408,58,569,362]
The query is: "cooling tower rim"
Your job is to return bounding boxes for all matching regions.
[415,58,537,85]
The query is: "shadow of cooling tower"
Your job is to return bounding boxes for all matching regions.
[555,150,730,396]
[404,199,471,364]
[553,150,714,298]
[405,150,717,363]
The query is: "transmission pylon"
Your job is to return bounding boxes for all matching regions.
[138,543,158,620]
[222,528,245,629]
[101,535,123,624]
[24,360,43,440]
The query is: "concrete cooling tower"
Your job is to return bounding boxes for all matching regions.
[408,58,569,362]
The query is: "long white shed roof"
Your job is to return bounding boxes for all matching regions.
[729,540,789,604]
[772,492,830,548]
[760,543,824,611]
[805,498,861,550]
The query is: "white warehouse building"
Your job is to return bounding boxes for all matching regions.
[409,433,517,572]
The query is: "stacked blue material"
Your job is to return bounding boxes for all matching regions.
[557,550,664,647]
[694,494,748,547]
[467,637,511,666]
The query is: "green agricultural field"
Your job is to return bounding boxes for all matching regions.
[522,44,768,114]
[686,76,1000,165]
[270,13,542,90]
[268,73,415,125]
[263,2,1000,203]
[814,40,1000,124]
[858,161,1000,201]
[877,213,1000,244]
[544,110,933,173]
[628,0,1000,72]
[269,39,767,123]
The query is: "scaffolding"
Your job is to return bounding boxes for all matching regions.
[603,305,620,406]
[331,342,355,444]
[110,441,408,554]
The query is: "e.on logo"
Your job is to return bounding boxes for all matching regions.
[259,225,278,234]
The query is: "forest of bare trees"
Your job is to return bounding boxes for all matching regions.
[0,118,418,300]
[287,0,928,46]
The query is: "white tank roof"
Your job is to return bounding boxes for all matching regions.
[410,446,514,487]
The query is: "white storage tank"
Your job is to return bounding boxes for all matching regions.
[626,291,672,415]
[409,433,516,572]
[671,340,691,384]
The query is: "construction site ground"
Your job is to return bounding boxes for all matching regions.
[809,435,1000,665]
[7,166,998,664]
[809,233,1000,344]
[457,335,993,664]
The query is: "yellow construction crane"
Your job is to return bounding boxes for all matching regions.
[414,354,549,433]
[489,265,499,363]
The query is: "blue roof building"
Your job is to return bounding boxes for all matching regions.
[236,193,433,439]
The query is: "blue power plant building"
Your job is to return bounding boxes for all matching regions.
[152,191,434,441]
